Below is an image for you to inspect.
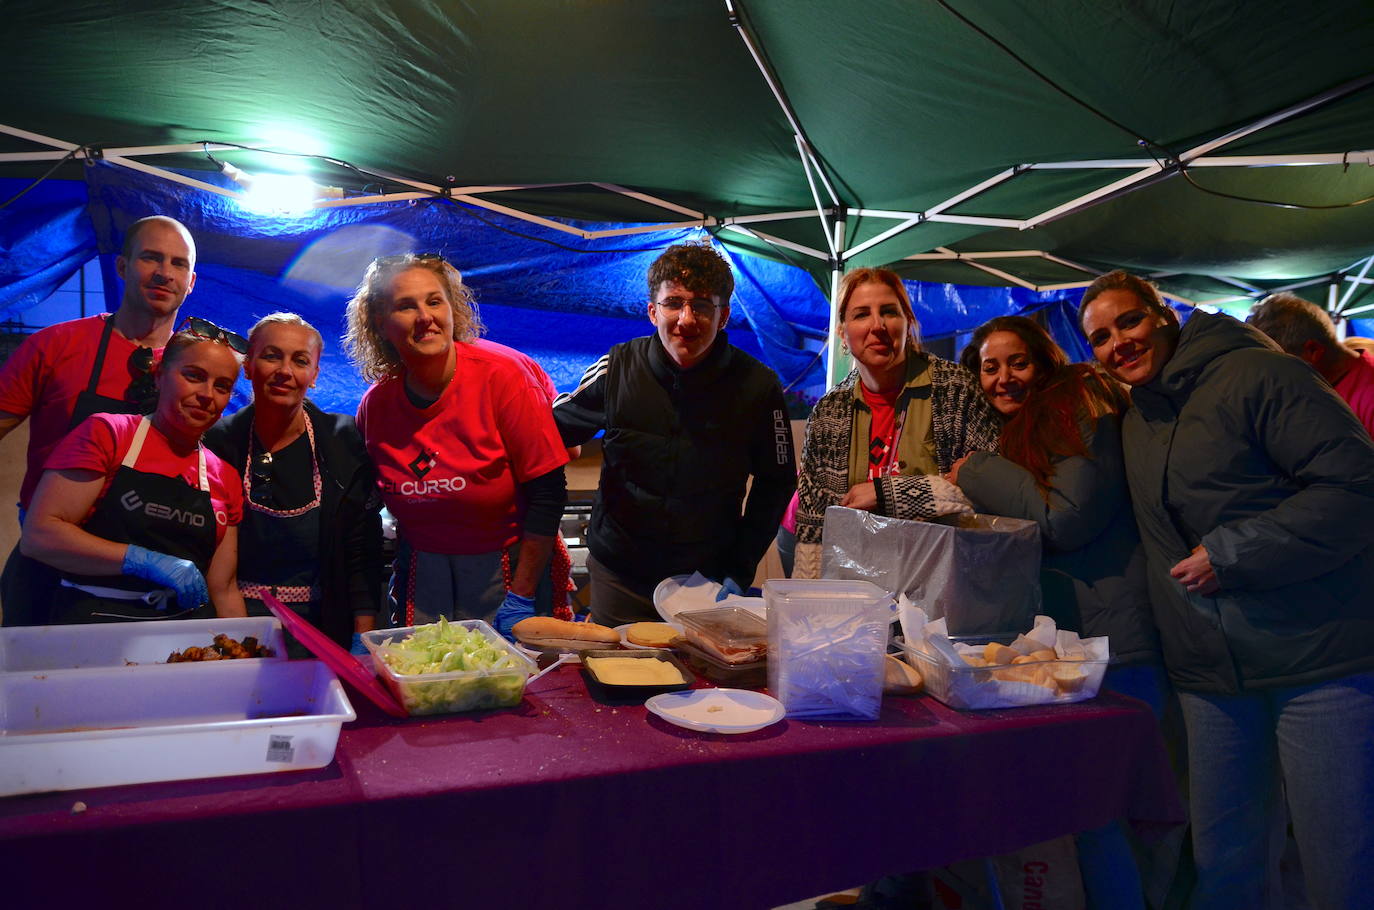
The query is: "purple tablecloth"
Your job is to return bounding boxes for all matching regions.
[0,667,1181,909]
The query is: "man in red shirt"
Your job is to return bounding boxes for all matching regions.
[1249,292,1374,438]
[0,215,199,624]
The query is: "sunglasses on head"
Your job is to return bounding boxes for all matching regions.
[374,252,448,267]
[124,345,158,412]
[178,316,248,355]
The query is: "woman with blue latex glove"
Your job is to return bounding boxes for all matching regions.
[22,323,248,622]
[204,314,382,656]
[345,254,569,630]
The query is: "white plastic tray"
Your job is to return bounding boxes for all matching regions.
[0,616,287,672]
[0,659,354,796]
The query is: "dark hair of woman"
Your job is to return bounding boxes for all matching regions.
[961,315,1126,497]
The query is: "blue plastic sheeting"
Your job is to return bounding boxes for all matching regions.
[2,163,1093,418]
[0,176,96,320]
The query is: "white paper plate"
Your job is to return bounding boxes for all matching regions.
[645,688,785,734]
[614,622,685,650]
[652,574,767,622]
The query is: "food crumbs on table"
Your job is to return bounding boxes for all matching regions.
[70,802,87,814]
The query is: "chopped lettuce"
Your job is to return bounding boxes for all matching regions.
[377,617,528,714]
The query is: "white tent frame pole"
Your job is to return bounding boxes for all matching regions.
[589,183,706,220]
[1029,152,1374,169]
[450,194,589,236]
[844,218,923,259]
[934,248,1037,289]
[314,193,433,208]
[725,0,841,208]
[1019,74,1374,230]
[1185,73,1374,161]
[102,155,242,200]
[1042,253,1098,275]
[796,135,838,261]
[1337,254,1374,312]
[923,166,1022,217]
[929,213,1023,227]
[904,249,1052,260]
[718,224,830,261]
[1201,274,1264,294]
[1020,165,1163,229]
[1341,299,1374,316]
[825,211,848,389]
[725,210,830,225]
[584,220,720,238]
[850,207,1020,228]
[1266,276,1336,294]
[0,122,78,151]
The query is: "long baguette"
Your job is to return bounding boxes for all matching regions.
[513,616,619,648]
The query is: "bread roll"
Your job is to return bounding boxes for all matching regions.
[883,654,924,695]
[1000,664,1054,689]
[1050,663,1087,693]
[984,642,1018,665]
[1028,648,1058,662]
[513,616,620,649]
[625,622,681,648]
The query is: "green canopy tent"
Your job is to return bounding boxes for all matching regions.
[3,0,1374,385]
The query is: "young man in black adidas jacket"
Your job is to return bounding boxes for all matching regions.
[553,242,796,625]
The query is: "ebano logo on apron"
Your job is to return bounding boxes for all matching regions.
[119,489,208,528]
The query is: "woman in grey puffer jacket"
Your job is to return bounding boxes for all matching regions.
[1081,270,1374,910]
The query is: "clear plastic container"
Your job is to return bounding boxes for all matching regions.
[764,579,893,720]
[896,639,1108,709]
[676,606,769,664]
[362,619,536,716]
[0,616,286,672]
[677,639,768,688]
[0,659,354,796]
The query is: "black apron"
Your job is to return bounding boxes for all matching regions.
[238,421,323,655]
[55,417,218,623]
[67,315,148,431]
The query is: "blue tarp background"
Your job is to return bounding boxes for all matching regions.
[3,163,1110,417]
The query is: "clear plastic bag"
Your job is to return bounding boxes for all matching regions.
[821,506,1041,636]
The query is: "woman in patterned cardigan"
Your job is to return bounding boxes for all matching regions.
[793,268,1000,578]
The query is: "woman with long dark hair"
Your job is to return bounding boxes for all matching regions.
[951,314,1166,910]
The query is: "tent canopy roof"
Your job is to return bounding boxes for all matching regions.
[4,0,1374,309]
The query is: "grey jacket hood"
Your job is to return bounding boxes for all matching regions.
[1143,310,1282,407]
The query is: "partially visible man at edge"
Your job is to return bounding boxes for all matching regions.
[0,215,198,625]
[552,241,796,626]
[1249,291,1374,437]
